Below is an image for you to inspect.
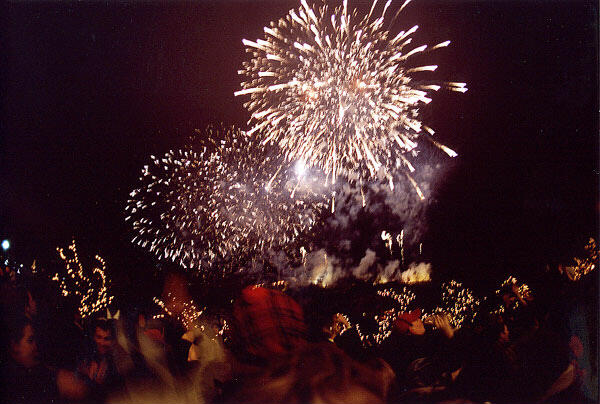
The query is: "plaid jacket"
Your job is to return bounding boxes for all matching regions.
[232,286,307,360]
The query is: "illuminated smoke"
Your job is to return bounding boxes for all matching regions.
[377,260,431,284]
[399,261,431,283]
[352,248,377,279]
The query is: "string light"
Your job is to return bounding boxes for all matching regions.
[354,287,416,346]
[53,239,113,319]
[377,287,416,312]
[153,294,204,331]
[426,280,480,328]
[336,313,352,336]
[494,276,532,311]
[562,238,598,281]
[252,280,289,290]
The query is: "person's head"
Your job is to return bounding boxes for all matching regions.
[501,291,516,308]
[1,286,37,320]
[92,318,115,356]
[232,286,307,361]
[498,281,519,308]
[7,317,39,368]
[393,309,425,336]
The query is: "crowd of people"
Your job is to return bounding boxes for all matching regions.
[0,259,597,404]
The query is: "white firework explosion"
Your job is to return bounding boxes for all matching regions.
[236,0,466,196]
[126,125,329,273]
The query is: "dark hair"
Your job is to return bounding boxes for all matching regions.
[3,315,32,347]
[92,318,115,336]
[0,285,29,318]
[480,313,506,342]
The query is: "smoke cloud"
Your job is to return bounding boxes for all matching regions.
[246,161,451,288]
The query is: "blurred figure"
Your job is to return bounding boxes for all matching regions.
[94,320,115,356]
[496,278,536,340]
[45,296,87,369]
[453,313,516,397]
[1,316,87,404]
[107,312,231,404]
[380,309,463,399]
[8,317,41,367]
[2,316,59,404]
[317,312,371,363]
[181,324,232,402]
[514,311,575,402]
[78,318,124,402]
[222,341,393,404]
[229,286,308,365]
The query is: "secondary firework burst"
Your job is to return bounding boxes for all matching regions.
[236,0,466,196]
[126,125,329,272]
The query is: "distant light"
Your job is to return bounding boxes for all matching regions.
[1,240,9,251]
[294,161,307,177]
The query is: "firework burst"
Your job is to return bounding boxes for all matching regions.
[126,125,328,272]
[236,0,466,193]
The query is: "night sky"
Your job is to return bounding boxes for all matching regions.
[2,0,598,298]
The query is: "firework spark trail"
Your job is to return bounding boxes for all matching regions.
[236,0,466,195]
[125,126,329,272]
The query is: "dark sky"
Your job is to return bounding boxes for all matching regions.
[2,0,598,295]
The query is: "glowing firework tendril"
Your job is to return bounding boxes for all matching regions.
[126,126,328,272]
[237,0,466,194]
